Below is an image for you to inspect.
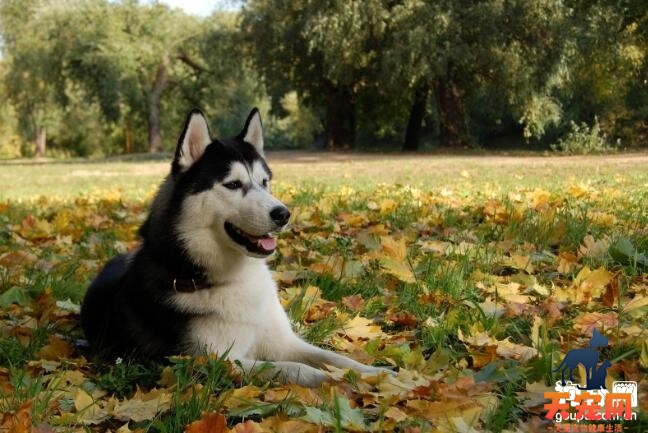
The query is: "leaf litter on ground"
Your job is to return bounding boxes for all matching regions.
[0,162,647,432]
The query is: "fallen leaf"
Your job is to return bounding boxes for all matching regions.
[572,266,613,304]
[37,335,73,360]
[0,400,32,433]
[231,420,265,433]
[573,311,618,335]
[75,388,109,425]
[380,258,416,283]
[340,315,384,341]
[112,388,171,422]
[383,406,408,422]
[185,412,227,433]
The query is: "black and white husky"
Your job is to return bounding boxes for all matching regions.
[81,109,387,386]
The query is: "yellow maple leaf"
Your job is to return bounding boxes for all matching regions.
[340,315,384,341]
[379,198,397,215]
[380,236,407,261]
[380,258,416,284]
[572,266,613,304]
[530,188,551,211]
[74,389,109,425]
[557,251,579,274]
[494,282,531,304]
[458,324,538,364]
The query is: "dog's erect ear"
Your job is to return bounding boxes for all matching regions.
[238,108,264,155]
[174,109,211,173]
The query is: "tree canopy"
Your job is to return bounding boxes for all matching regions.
[0,0,646,156]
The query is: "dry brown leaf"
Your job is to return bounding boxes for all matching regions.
[0,250,38,268]
[341,295,364,312]
[37,335,72,360]
[383,406,408,422]
[112,388,171,422]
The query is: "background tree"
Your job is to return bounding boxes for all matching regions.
[381,0,568,150]
[241,0,386,149]
[0,0,646,156]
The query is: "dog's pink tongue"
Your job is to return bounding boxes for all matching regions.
[258,236,277,251]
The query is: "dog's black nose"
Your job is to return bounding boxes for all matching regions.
[270,206,291,226]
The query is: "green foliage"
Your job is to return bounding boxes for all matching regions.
[0,0,647,154]
[95,359,163,399]
[520,95,563,140]
[552,118,618,154]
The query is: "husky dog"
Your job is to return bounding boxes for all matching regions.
[81,108,388,387]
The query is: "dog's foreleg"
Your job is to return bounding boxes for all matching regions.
[234,358,328,387]
[286,340,393,377]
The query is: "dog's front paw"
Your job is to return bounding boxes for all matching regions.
[358,364,397,377]
[273,361,329,387]
[287,364,329,387]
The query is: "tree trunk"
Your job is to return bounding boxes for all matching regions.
[125,120,133,154]
[433,78,468,148]
[148,54,170,153]
[402,82,430,151]
[35,126,46,158]
[323,81,355,149]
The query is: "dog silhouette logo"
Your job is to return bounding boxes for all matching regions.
[552,327,610,389]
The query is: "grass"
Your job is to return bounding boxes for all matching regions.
[0,151,646,432]
[1,151,647,200]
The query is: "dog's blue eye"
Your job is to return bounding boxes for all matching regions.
[223,180,243,190]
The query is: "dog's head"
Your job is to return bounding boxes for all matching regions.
[168,108,289,263]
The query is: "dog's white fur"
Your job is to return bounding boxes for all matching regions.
[169,112,388,386]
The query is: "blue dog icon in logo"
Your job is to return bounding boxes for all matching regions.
[553,327,610,389]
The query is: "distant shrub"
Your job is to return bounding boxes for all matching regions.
[520,94,562,140]
[265,92,322,149]
[552,117,618,154]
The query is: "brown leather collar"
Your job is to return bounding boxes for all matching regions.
[173,276,211,293]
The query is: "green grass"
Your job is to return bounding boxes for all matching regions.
[0,151,646,432]
[1,151,648,200]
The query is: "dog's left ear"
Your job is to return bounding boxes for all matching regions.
[173,109,211,173]
[238,108,264,155]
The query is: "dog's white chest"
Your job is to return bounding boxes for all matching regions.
[171,264,289,359]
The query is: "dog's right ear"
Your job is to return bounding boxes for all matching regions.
[173,109,211,173]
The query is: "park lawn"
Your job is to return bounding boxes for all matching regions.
[0,152,647,432]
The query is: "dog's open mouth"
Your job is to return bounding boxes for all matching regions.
[224,222,277,255]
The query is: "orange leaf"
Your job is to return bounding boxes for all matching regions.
[0,400,32,433]
[185,412,227,433]
[232,420,264,433]
[573,311,618,336]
